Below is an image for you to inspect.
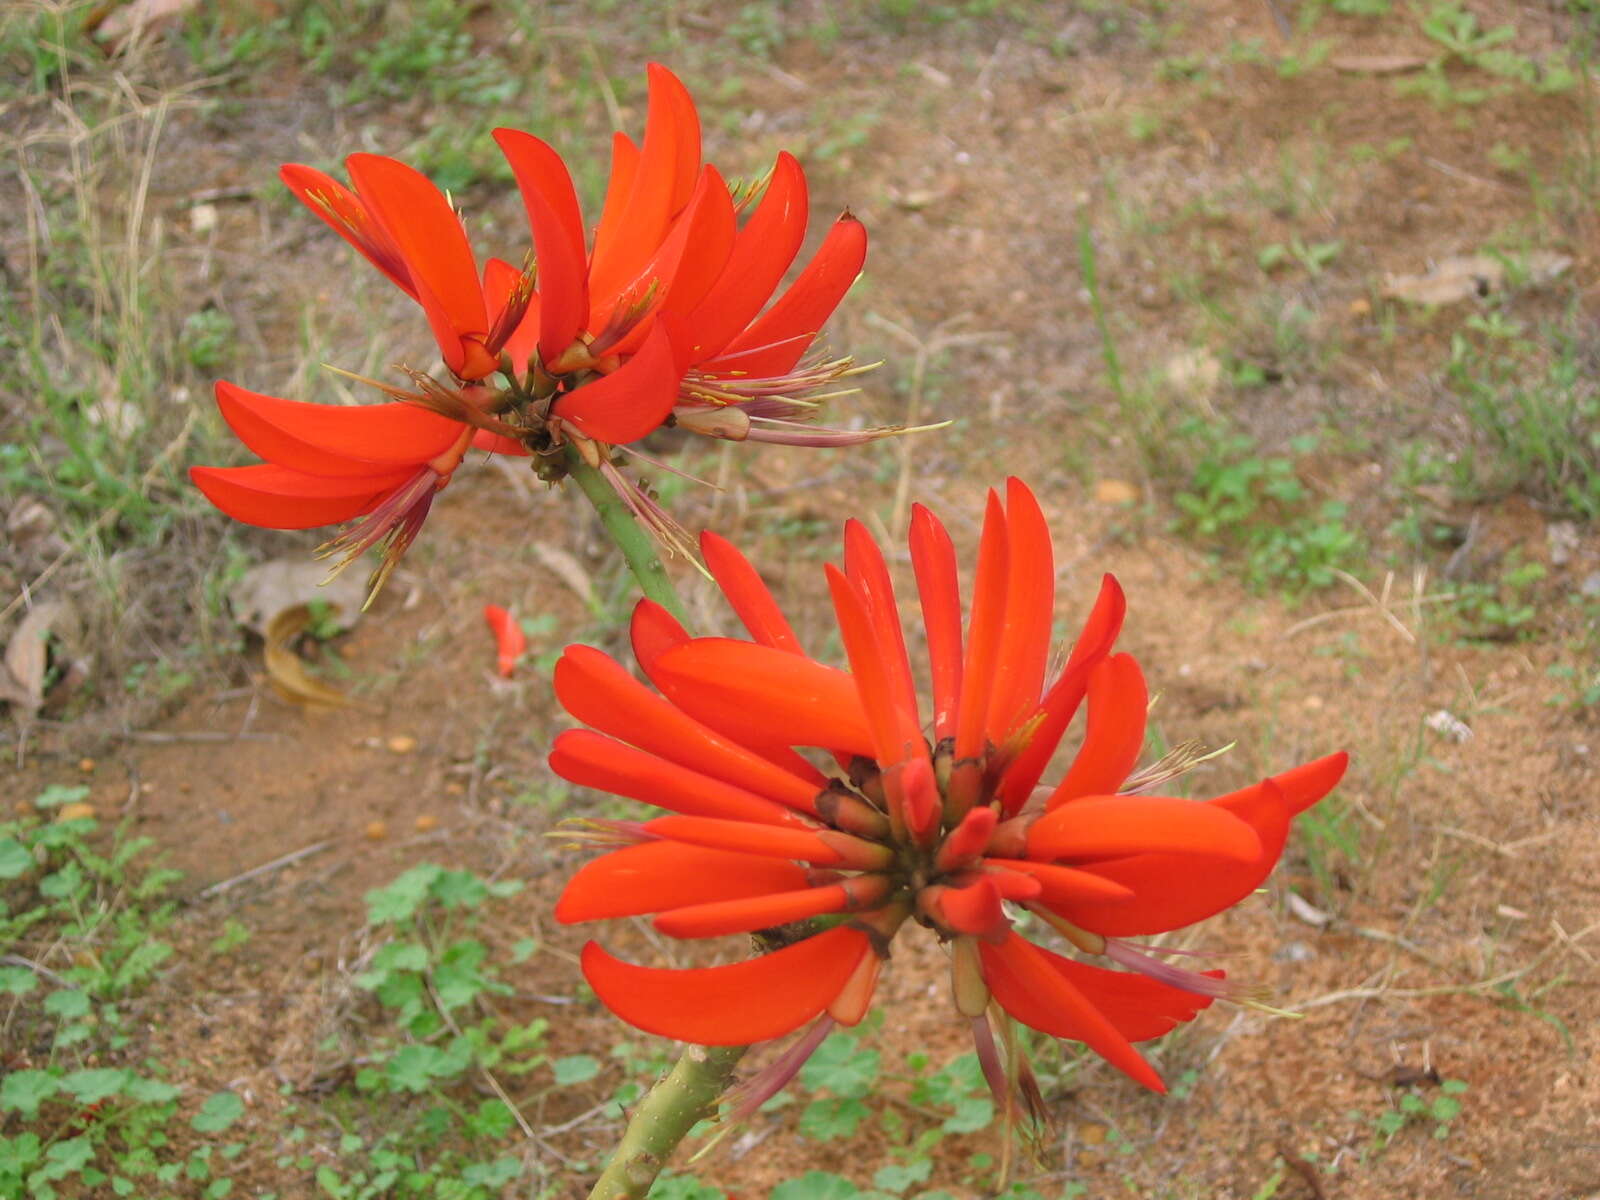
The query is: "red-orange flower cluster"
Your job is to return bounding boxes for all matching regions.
[552,480,1346,1100]
[192,65,874,593]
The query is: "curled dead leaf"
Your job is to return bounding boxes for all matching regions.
[2,601,75,715]
[230,558,367,637]
[1381,251,1572,306]
[263,606,353,710]
[533,542,596,611]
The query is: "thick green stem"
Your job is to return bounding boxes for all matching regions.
[586,1044,748,1199]
[564,443,687,622]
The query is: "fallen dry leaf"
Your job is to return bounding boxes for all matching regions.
[1331,54,1428,75]
[533,542,596,611]
[263,605,352,710]
[231,558,366,637]
[2,601,68,714]
[91,0,200,45]
[1381,251,1573,305]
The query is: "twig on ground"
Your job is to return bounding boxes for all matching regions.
[198,841,335,899]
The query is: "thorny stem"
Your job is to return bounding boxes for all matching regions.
[564,442,688,622]
[567,441,741,1195]
[585,1042,748,1198]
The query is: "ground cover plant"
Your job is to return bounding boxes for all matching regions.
[3,1,1598,1197]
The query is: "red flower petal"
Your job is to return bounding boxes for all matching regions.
[645,815,843,866]
[1026,795,1262,864]
[825,565,924,771]
[345,154,489,377]
[629,598,689,674]
[702,214,866,379]
[553,645,821,814]
[996,574,1126,813]
[482,604,526,678]
[909,503,963,741]
[654,879,880,939]
[279,164,413,297]
[650,638,874,758]
[214,380,462,476]
[556,841,809,923]
[701,530,803,653]
[953,490,1009,763]
[1048,653,1148,807]
[986,478,1053,744]
[548,729,804,826]
[588,63,701,316]
[982,858,1137,906]
[581,926,868,1045]
[684,151,809,361]
[189,464,393,529]
[843,521,922,744]
[979,932,1164,1091]
[494,128,590,362]
[552,320,680,445]
[1059,754,1349,936]
[1013,940,1219,1042]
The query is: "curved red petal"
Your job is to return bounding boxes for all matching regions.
[825,565,923,769]
[1048,653,1148,807]
[482,604,526,678]
[953,490,1009,762]
[581,926,867,1045]
[651,638,874,758]
[986,478,1053,744]
[909,503,963,741]
[189,464,390,529]
[996,574,1126,814]
[548,729,803,826]
[345,154,487,373]
[843,520,922,743]
[1027,942,1219,1042]
[1058,755,1347,936]
[552,645,820,814]
[588,63,701,314]
[552,320,679,445]
[1026,795,1262,863]
[279,164,413,297]
[684,151,808,361]
[700,530,802,653]
[979,932,1164,1091]
[630,598,689,674]
[556,841,809,923]
[645,814,841,865]
[982,858,1136,906]
[214,380,462,475]
[703,214,866,379]
[470,430,530,457]
[654,882,863,939]
[494,128,590,361]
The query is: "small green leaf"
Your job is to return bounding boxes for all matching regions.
[364,864,443,925]
[0,1071,58,1118]
[798,1034,879,1099]
[33,785,90,809]
[552,1055,601,1086]
[61,1068,130,1105]
[0,837,31,880]
[126,1077,181,1104]
[43,990,90,1019]
[0,966,38,996]
[191,1091,246,1133]
[798,1096,869,1141]
[771,1172,861,1200]
[873,1161,933,1194]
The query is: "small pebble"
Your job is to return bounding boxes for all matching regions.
[414,815,439,833]
[78,758,96,773]
[364,821,388,841]
[387,735,417,754]
[56,802,96,822]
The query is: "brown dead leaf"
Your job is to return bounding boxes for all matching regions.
[91,0,200,45]
[2,601,68,714]
[230,558,366,637]
[1381,252,1573,305]
[263,606,353,710]
[1331,54,1428,75]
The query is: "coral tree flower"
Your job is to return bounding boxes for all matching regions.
[552,479,1348,1104]
[192,64,880,594]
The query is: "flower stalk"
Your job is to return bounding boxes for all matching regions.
[564,443,688,623]
[586,1045,747,1200]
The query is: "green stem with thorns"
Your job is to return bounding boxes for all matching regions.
[564,443,687,622]
[586,1045,748,1199]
